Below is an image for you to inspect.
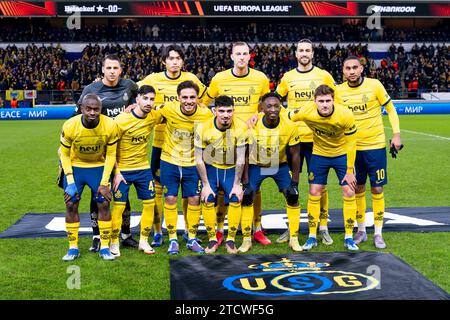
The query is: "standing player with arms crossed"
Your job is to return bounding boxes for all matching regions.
[288,85,359,251]
[77,54,139,252]
[59,94,118,261]
[336,56,402,248]
[110,85,163,257]
[195,96,247,254]
[138,45,207,247]
[203,41,271,246]
[275,39,336,246]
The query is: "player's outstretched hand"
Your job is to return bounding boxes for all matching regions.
[201,184,216,203]
[230,184,244,203]
[64,183,79,204]
[286,181,299,204]
[341,173,357,191]
[124,103,137,113]
[246,114,259,129]
[97,185,112,203]
[112,172,127,192]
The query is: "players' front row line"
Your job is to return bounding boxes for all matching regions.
[60,81,364,260]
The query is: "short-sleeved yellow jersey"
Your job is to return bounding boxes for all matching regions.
[335,77,395,150]
[276,66,335,143]
[159,102,213,167]
[137,71,206,148]
[203,68,270,121]
[195,117,248,169]
[289,102,356,157]
[114,109,163,171]
[249,114,300,167]
[60,114,118,168]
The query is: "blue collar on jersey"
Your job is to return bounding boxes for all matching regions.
[296,66,314,74]
[316,106,335,118]
[231,68,250,78]
[214,117,232,132]
[348,77,365,88]
[131,109,147,119]
[164,70,182,80]
[262,115,280,128]
[81,115,100,129]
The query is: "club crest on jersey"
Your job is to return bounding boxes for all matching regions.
[309,172,315,181]
[223,258,379,297]
[123,92,129,101]
[114,190,122,199]
[248,87,256,95]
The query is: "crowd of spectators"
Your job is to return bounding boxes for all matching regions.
[0,18,448,43]
[0,42,448,101]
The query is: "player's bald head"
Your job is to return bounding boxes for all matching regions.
[81,94,102,109]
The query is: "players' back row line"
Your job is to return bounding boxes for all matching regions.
[59,40,402,261]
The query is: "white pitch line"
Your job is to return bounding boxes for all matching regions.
[385,127,450,141]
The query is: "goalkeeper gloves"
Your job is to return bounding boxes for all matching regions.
[389,139,404,159]
[64,183,78,198]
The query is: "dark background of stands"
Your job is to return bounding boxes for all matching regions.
[0,17,448,107]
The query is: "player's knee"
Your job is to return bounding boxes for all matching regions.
[188,196,200,206]
[66,202,78,215]
[355,184,366,194]
[97,201,109,211]
[342,186,355,198]
[371,186,383,194]
[165,196,177,205]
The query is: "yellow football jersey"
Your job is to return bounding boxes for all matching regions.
[114,109,163,171]
[289,102,356,157]
[137,71,207,148]
[335,77,397,150]
[60,114,119,168]
[159,102,213,166]
[249,114,300,167]
[195,117,248,169]
[203,68,270,122]
[276,66,335,143]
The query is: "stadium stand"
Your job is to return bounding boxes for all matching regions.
[0,18,448,106]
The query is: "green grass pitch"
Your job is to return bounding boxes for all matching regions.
[0,115,449,299]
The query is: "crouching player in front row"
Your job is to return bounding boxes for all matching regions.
[59,94,119,261]
[288,85,359,251]
[195,96,247,254]
[111,85,162,257]
[244,92,303,252]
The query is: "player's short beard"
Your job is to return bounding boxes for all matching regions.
[348,75,362,86]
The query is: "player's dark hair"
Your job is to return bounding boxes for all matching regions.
[298,38,314,51]
[343,55,361,64]
[138,85,156,96]
[102,54,121,66]
[314,85,334,99]
[162,45,185,61]
[261,92,282,103]
[177,80,199,96]
[81,93,102,108]
[215,95,234,108]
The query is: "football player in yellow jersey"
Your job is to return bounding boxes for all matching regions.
[59,94,119,261]
[203,41,271,246]
[244,92,302,252]
[110,85,163,257]
[159,81,213,255]
[195,96,247,254]
[288,85,359,251]
[336,56,402,249]
[137,45,207,247]
[276,39,335,246]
